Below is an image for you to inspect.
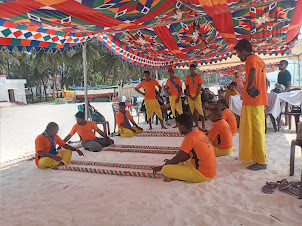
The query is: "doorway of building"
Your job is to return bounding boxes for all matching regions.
[8,89,15,102]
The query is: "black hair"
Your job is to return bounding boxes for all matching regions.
[46,122,58,131]
[230,82,237,87]
[211,108,222,117]
[217,99,227,107]
[144,71,150,74]
[280,60,288,66]
[234,39,253,53]
[189,64,197,69]
[75,111,85,119]
[175,113,193,129]
[119,102,125,106]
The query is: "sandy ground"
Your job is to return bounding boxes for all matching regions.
[0,102,301,226]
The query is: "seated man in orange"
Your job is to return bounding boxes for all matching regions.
[63,111,114,152]
[217,99,237,136]
[152,113,216,183]
[207,108,233,157]
[35,122,84,169]
[225,82,240,105]
[116,102,143,138]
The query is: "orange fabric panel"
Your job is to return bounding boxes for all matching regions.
[208,119,233,149]
[243,55,268,106]
[180,129,216,178]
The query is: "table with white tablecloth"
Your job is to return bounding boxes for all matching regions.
[229,90,302,118]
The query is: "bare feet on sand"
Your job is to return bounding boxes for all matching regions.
[161,126,168,129]
[163,176,175,182]
[53,162,65,170]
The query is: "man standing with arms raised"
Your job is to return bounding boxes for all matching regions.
[164,68,183,127]
[234,39,267,171]
[135,71,167,130]
[185,64,206,131]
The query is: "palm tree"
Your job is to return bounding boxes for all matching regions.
[0,48,20,76]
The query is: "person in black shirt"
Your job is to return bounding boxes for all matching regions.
[277,60,291,92]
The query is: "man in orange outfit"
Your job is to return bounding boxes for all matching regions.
[35,122,84,169]
[63,111,114,152]
[207,108,233,157]
[135,71,167,130]
[234,39,267,171]
[152,113,216,183]
[185,64,206,131]
[217,99,237,136]
[164,68,183,127]
[116,102,143,138]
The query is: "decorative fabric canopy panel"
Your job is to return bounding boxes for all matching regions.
[203,62,279,77]
[0,0,301,69]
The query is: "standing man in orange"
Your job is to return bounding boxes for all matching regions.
[185,64,206,131]
[164,68,183,127]
[234,39,267,171]
[135,71,167,130]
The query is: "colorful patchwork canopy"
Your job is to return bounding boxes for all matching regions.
[0,0,301,69]
[204,62,279,77]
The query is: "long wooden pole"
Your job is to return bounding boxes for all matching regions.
[82,42,88,120]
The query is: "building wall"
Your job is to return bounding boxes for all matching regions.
[0,78,27,104]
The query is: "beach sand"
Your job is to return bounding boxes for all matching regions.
[0,102,301,225]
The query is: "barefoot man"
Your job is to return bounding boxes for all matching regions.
[152,113,216,183]
[64,111,114,152]
[185,64,206,131]
[35,122,84,169]
[135,71,167,130]
[164,68,183,127]
[234,39,267,170]
[116,102,143,137]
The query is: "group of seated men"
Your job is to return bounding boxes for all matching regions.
[35,64,241,183]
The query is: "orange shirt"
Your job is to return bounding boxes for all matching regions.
[180,129,216,178]
[225,89,240,105]
[136,79,160,100]
[185,74,203,95]
[69,121,98,141]
[116,110,133,129]
[222,108,237,134]
[35,134,66,166]
[243,54,268,106]
[165,77,182,96]
[208,119,233,149]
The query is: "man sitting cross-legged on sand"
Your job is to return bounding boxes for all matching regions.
[207,108,233,157]
[35,122,84,169]
[152,113,216,183]
[135,71,167,130]
[63,111,114,152]
[116,102,143,138]
[217,99,237,136]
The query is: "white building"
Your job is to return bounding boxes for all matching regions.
[0,75,27,104]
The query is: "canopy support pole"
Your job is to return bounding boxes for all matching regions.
[155,70,158,80]
[82,42,88,120]
[298,55,301,87]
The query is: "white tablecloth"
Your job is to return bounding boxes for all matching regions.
[277,90,302,106]
[229,93,282,118]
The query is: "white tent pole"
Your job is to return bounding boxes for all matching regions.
[155,69,158,80]
[298,55,301,87]
[293,62,295,86]
[82,42,88,120]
